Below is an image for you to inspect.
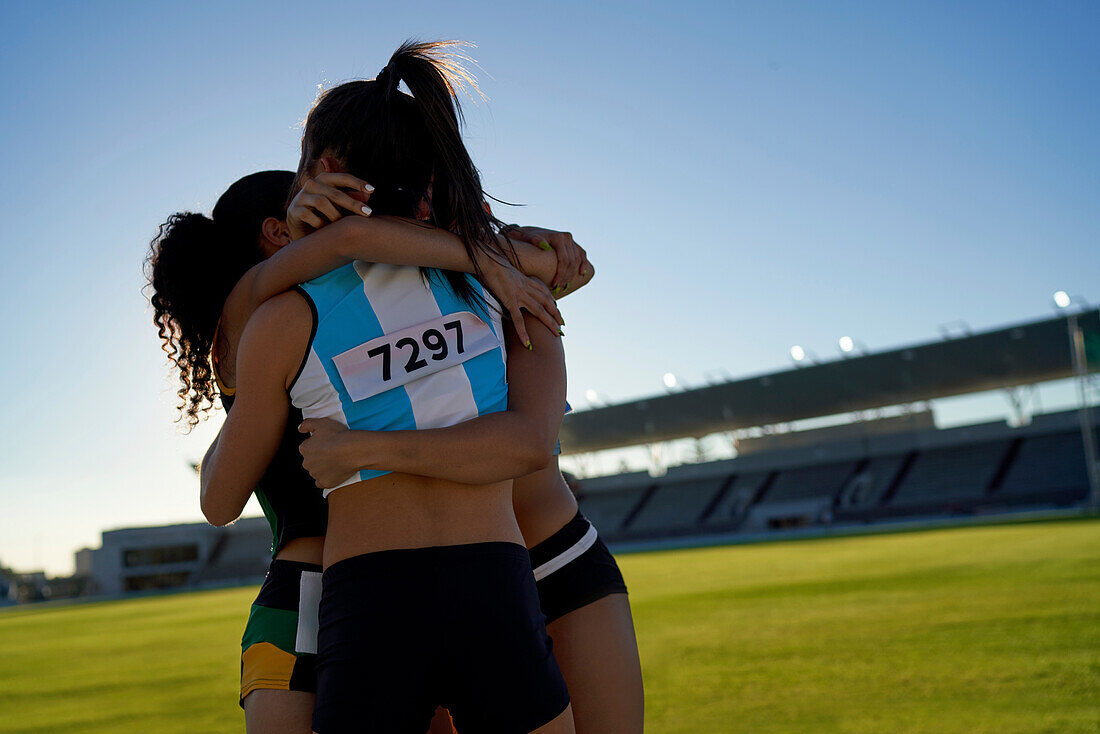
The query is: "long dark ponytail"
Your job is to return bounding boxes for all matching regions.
[297,39,507,309]
[146,170,296,428]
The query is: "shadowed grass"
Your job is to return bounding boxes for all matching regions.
[1,518,1097,733]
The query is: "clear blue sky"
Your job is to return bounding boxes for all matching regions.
[1,1,1097,574]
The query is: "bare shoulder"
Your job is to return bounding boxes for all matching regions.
[238,290,315,386]
[246,290,314,340]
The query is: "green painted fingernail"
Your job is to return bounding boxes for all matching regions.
[526,341,533,350]
[558,329,565,336]
[538,241,552,251]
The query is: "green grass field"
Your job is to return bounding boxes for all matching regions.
[1,518,1097,733]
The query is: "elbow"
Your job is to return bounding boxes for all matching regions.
[200,487,238,527]
[573,260,595,292]
[516,428,556,475]
[517,450,550,476]
[201,502,233,528]
[203,507,237,528]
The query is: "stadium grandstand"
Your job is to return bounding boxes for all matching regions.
[69,308,1099,600]
[566,308,1100,544]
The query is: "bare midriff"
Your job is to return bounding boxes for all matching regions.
[275,535,326,565]
[323,472,522,569]
[512,458,580,548]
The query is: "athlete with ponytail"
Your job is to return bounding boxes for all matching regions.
[149,175,581,732]
[286,43,642,734]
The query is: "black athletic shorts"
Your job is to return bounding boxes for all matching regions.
[529,511,629,624]
[312,542,570,734]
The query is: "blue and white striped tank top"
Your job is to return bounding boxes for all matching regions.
[290,262,508,496]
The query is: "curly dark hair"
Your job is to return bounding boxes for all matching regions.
[146,171,295,429]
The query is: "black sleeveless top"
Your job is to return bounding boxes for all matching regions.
[219,390,327,557]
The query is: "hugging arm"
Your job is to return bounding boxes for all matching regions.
[226,214,562,342]
[298,312,567,489]
[199,294,311,525]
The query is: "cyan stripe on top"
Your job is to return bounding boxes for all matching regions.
[425,272,508,418]
[299,263,417,483]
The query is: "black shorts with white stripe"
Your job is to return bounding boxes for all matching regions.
[528,511,628,624]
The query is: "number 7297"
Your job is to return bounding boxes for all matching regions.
[367,319,465,382]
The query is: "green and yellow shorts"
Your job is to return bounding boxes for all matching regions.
[240,559,323,706]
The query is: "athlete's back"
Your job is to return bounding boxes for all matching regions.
[289,262,522,564]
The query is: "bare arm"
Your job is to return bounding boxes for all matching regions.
[199,293,312,526]
[256,218,559,306]
[298,312,567,488]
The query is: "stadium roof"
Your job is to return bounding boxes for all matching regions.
[559,309,1100,454]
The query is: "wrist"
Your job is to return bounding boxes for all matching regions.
[510,240,557,284]
[481,237,512,269]
[476,246,502,272]
[338,431,367,472]
[333,217,364,259]
[343,430,390,472]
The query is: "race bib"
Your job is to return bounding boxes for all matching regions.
[333,311,499,402]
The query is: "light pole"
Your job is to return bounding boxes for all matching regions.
[1054,291,1100,510]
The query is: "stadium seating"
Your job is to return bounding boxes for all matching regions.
[701,471,772,530]
[622,476,730,537]
[576,471,653,536]
[888,440,1011,509]
[758,461,857,503]
[740,461,858,530]
[996,431,1091,504]
[580,410,1098,545]
[836,455,909,509]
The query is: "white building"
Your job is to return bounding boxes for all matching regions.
[79,516,272,597]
